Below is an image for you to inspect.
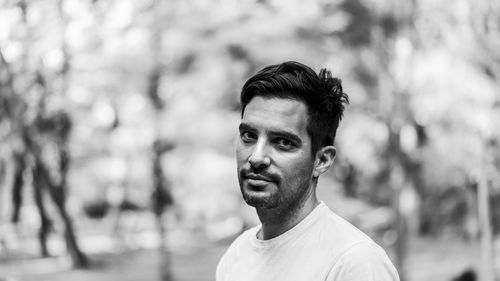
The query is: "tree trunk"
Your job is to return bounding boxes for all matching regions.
[11,153,25,223]
[32,160,52,257]
[157,212,174,281]
[37,157,88,268]
[478,175,494,281]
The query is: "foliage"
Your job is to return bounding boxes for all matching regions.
[1,0,499,244]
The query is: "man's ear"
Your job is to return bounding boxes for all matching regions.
[313,146,336,178]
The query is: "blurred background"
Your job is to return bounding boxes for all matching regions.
[0,0,499,280]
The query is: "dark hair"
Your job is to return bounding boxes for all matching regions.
[240,61,349,153]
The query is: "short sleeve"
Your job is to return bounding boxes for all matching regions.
[326,241,400,281]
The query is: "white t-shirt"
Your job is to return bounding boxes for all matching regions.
[216,202,400,281]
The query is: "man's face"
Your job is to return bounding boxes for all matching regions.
[236,96,316,210]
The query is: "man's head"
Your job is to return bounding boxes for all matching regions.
[236,61,348,211]
[240,61,348,154]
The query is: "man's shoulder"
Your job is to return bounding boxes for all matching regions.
[337,240,389,262]
[326,240,400,281]
[221,225,259,255]
[314,204,374,245]
[313,207,400,280]
[216,225,259,279]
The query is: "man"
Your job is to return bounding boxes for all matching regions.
[216,61,399,281]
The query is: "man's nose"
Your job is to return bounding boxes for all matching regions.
[248,141,271,169]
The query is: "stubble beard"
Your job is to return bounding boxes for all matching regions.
[239,174,314,221]
[237,160,316,225]
[241,186,281,209]
[238,175,282,209]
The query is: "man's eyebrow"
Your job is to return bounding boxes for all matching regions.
[239,123,254,132]
[271,131,302,145]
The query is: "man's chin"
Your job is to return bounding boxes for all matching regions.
[242,192,277,209]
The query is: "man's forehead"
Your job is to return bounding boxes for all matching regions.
[241,96,309,132]
[243,96,307,116]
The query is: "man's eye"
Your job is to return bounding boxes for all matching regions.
[275,138,294,150]
[240,131,256,143]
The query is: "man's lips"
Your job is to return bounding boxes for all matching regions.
[245,173,273,182]
[243,173,278,189]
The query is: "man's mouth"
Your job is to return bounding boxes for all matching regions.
[245,173,273,182]
[243,173,277,190]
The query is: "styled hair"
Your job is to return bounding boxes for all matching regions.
[240,61,349,153]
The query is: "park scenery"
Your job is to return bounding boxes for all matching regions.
[0,0,499,280]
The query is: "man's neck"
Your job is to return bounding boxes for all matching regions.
[256,190,319,240]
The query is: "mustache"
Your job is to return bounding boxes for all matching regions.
[240,168,280,183]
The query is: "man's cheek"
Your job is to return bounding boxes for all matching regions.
[235,151,247,166]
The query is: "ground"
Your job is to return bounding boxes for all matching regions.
[0,209,494,281]
[0,234,488,281]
